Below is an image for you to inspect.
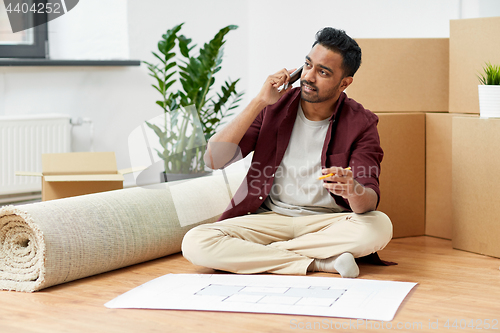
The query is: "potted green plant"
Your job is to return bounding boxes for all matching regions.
[477,62,500,118]
[143,23,243,181]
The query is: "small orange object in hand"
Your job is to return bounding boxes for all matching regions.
[317,167,351,180]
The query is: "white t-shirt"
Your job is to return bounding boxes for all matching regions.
[263,102,345,216]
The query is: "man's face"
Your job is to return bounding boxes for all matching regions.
[300,44,350,104]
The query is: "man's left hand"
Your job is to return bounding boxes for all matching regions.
[320,166,378,214]
[320,167,362,199]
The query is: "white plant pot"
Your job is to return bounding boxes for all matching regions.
[478,85,500,118]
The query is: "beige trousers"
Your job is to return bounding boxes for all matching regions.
[182,211,393,275]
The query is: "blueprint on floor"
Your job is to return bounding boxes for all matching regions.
[105,274,417,321]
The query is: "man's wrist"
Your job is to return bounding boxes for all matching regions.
[250,96,269,112]
[347,181,377,213]
[348,180,365,198]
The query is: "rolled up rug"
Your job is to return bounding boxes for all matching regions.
[0,172,245,292]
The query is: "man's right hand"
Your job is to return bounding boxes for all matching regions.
[256,68,296,107]
[204,68,296,169]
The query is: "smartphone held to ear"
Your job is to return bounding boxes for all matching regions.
[288,65,303,86]
[280,65,303,91]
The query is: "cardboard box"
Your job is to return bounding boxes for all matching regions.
[449,16,500,114]
[376,113,426,238]
[425,113,453,239]
[347,38,449,112]
[17,152,124,201]
[452,117,500,258]
[426,113,478,239]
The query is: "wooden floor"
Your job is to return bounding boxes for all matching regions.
[1,236,499,333]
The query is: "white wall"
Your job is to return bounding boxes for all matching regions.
[460,0,500,18]
[48,0,129,60]
[1,0,500,188]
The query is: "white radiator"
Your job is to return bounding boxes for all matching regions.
[0,114,71,199]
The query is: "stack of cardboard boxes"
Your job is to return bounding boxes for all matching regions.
[347,17,500,258]
[449,16,500,259]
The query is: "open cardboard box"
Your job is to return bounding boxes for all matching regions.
[17,152,129,201]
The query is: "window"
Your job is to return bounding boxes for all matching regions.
[0,0,48,58]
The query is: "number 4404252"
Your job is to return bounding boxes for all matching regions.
[444,319,498,330]
[5,2,62,14]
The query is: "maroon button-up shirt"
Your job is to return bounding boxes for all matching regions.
[219,87,383,221]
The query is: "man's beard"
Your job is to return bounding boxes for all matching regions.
[300,79,341,104]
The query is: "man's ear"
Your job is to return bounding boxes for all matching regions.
[340,76,354,91]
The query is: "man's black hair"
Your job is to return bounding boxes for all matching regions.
[312,27,361,77]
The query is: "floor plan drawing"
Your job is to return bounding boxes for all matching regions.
[195,284,346,307]
[105,274,417,321]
